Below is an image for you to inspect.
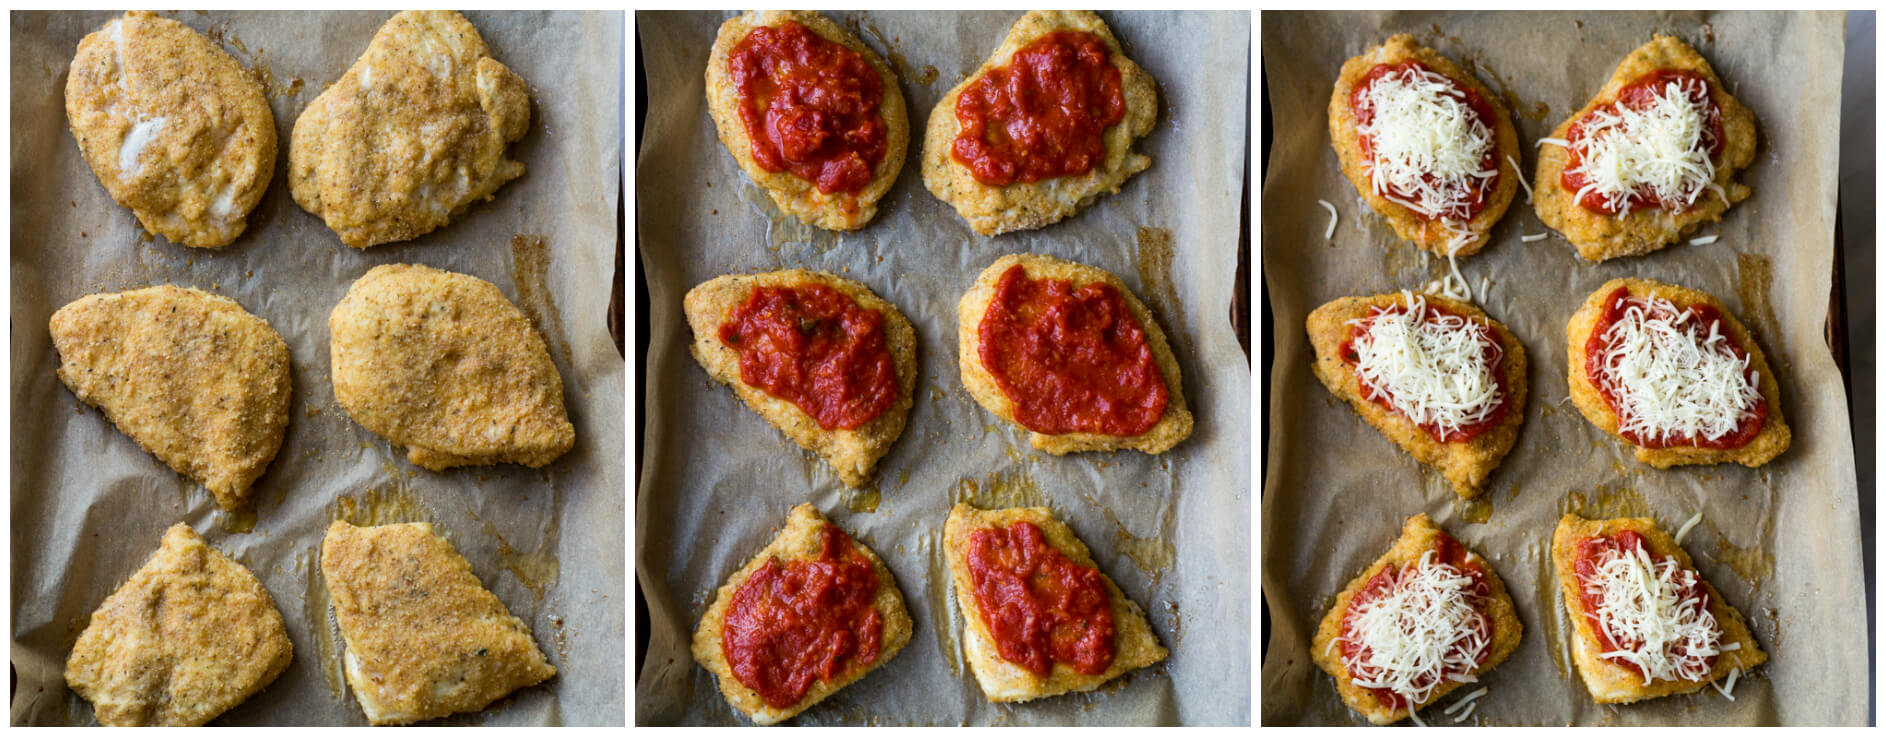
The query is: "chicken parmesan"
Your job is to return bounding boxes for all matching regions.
[1328,34,1520,260]
[1551,515,1767,704]
[1534,35,1757,261]
[1307,291,1527,497]
[1312,514,1520,725]
[1566,278,1789,468]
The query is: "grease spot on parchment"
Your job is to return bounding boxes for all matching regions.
[299,544,346,699]
[1134,226,1191,359]
[511,233,576,370]
[1734,252,1786,372]
[1455,495,1492,525]
[1558,483,1651,519]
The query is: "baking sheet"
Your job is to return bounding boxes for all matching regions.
[635,10,1250,726]
[1259,10,1864,726]
[9,10,624,726]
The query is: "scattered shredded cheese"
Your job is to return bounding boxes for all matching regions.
[1355,195,1370,232]
[1520,233,1549,243]
[1356,65,1498,220]
[1536,137,1572,148]
[1452,700,1478,722]
[1346,291,1503,437]
[1506,155,1534,203]
[1566,77,1720,214]
[1712,666,1741,700]
[1673,512,1703,544]
[1689,234,1720,246]
[1319,199,1339,240]
[1579,542,1724,685]
[1476,276,1490,304]
[1443,686,1488,715]
[1592,296,1761,444]
[1334,550,1490,711]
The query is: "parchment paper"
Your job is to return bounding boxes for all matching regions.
[635,10,1250,726]
[9,11,624,726]
[1260,11,1864,726]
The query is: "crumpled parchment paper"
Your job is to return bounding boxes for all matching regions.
[10,10,624,726]
[635,10,1250,726]
[1260,10,1864,726]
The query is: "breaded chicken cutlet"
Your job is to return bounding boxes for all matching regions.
[944,503,1166,703]
[329,264,574,472]
[290,10,530,248]
[692,504,912,725]
[705,10,908,231]
[66,524,292,726]
[321,521,556,725]
[684,269,916,487]
[958,253,1191,455]
[923,10,1157,235]
[50,285,291,510]
[65,11,276,248]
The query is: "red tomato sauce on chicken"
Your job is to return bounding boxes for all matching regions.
[976,265,1168,436]
[1349,60,1502,221]
[1560,68,1724,214]
[950,30,1126,186]
[729,21,888,194]
[1583,286,1764,449]
[719,284,898,431]
[1338,531,1490,709]
[1573,530,1716,679]
[1337,300,1508,443]
[723,523,884,708]
[964,520,1114,677]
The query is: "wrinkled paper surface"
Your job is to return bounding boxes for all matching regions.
[10,10,624,726]
[636,10,1250,726]
[1260,10,1863,726]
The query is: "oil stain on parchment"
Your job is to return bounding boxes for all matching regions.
[511,234,575,370]
[919,532,963,678]
[1734,252,1787,372]
[1530,539,1570,679]
[299,544,346,699]
[950,467,1047,510]
[1455,495,1493,525]
[1558,483,1651,519]
[1099,506,1176,581]
[1134,226,1191,358]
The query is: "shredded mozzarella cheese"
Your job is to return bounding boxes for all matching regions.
[1506,155,1533,203]
[1319,199,1339,240]
[1673,512,1703,544]
[1336,551,1490,709]
[1712,666,1741,700]
[1443,686,1488,715]
[1567,77,1719,214]
[1347,292,1503,437]
[1592,296,1760,444]
[1520,233,1548,242]
[1689,234,1720,246]
[1356,65,1497,220]
[1580,542,1724,685]
[1536,137,1572,148]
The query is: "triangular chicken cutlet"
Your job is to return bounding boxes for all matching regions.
[50,285,291,510]
[321,520,556,725]
[683,270,916,487]
[329,264,575,472]
[65,524,292,726]
[1551,514,1766,705]
[691,504,912,725]
[1307,291,1526,497]
[943,503,1166,702]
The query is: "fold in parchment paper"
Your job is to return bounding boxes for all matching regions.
[635,10,1251,726]
[10,11,624,726]
[1261,10,1863,726]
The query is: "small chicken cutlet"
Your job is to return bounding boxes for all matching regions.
[290,10,530,247]
[683,270,916,487]
[66,524,292,726]
[922,10,1157,235]
[65,11,276,248]
[1306,291,1527,498]
[692,504,912,725]
[944,503,1166,703]
[329,264,574,471]
[705,10,909,231]
[50,285,291,510]
[321,521,556,725]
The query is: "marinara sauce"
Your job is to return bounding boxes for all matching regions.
[1583,286,1765,449]
[976,265,1167,436]
[729,21,888,194]
[722,523,884,709]
[718,284,898,431]
[950,31,1126,186]
[1573,531,1715,678]
[1338,301,1508,443]
[1349,60,1502,222]
[1561,69,1724,214]
[1338,532,1490,709]
[964,520,1114,677]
